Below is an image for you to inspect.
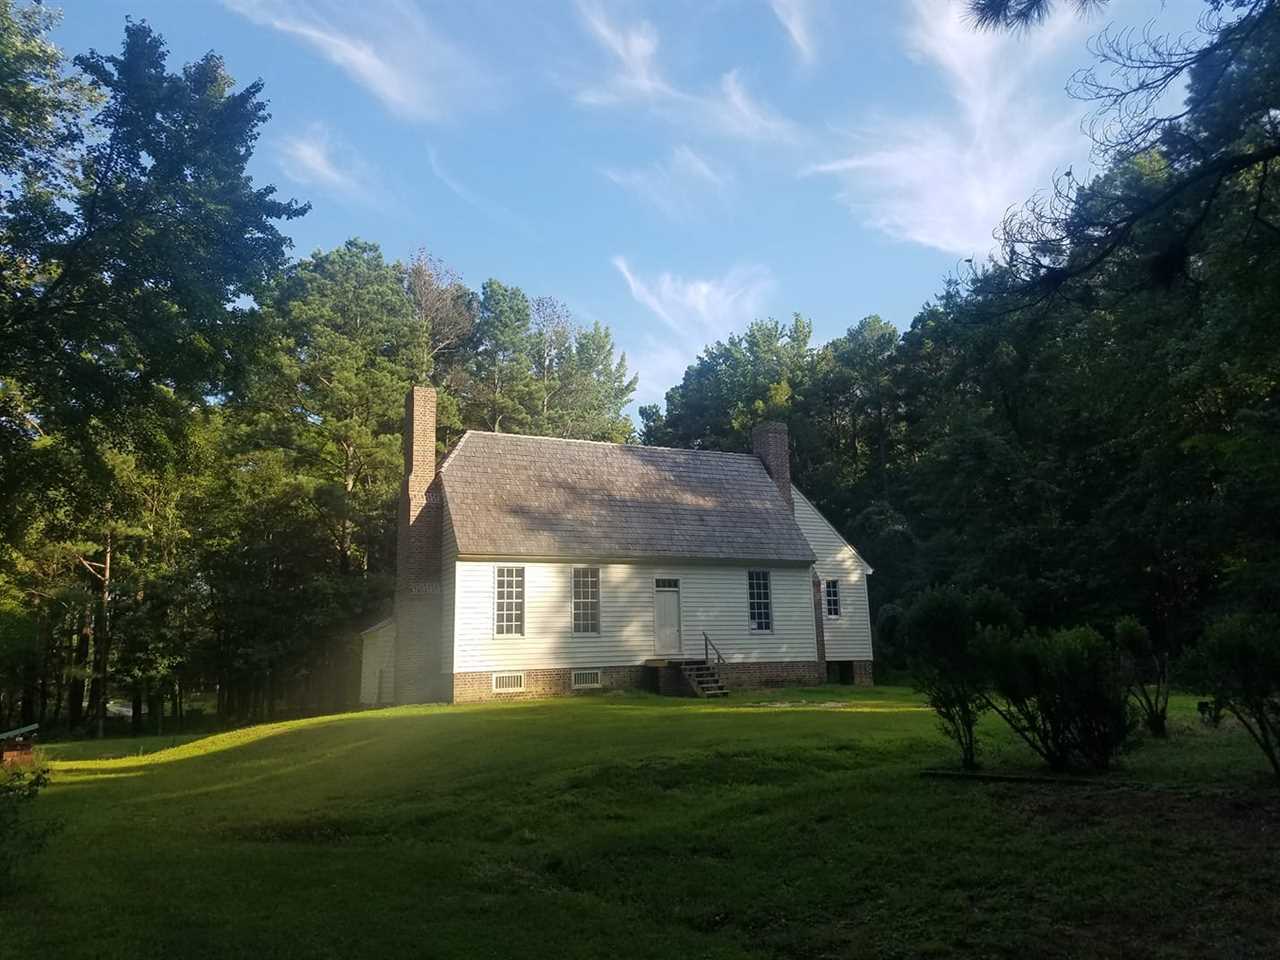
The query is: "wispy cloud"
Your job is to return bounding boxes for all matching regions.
[604,145,730,220]
[224,0,491,121]
[574,2,798,144]
[770,0,818,64]
[576,1,675,105]
[612,256,775,403]
[278,123,370,198]
[803,0,1087,255]
[714,70,797,142]
[427,147,534,237]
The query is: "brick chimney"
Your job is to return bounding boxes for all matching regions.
[394,386,441,702]
[752,420,793,512]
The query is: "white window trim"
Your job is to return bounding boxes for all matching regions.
[493,565,525,638]
[570,566,602,637]
[747,569,774,633]
[571,669,603,690]
[824,578,842,619]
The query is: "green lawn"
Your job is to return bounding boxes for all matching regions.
[9,686,1280,959]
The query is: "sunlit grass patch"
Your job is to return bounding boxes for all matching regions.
[9,686,1279,960]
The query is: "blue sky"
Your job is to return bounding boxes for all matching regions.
[54,0,1203,409]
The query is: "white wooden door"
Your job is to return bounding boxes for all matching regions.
[654,580,682,655]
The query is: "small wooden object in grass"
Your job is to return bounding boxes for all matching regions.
[0,723,38,767]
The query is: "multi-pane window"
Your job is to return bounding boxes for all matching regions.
[747,570,772,631]
[825,579,841,618]
[495,567,525,635]
[572,567,600,634]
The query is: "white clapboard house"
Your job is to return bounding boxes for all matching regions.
[359,388,873,704]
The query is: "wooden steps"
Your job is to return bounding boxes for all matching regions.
[680,660,729,698]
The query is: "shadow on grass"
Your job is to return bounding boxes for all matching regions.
[39,689,937,805]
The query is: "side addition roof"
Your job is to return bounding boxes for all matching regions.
[791,485,874,575]
[438,432,816,565]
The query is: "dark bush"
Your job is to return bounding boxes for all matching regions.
[873,602,906,670]
[1116,616,1170,737]
[1197,699,1224,728]
[981,626,1137,772]
[1185,613,1280,782]
[969,587,1024,635]
[904,587,989,770]
[1,765,51,883]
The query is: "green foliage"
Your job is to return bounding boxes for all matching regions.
[967,0,1103,32]
[969,586,1026,635]
[456,282,637,441]
[640,314,811,450]
[0,0,92,179]
[0,12,638,731]
[1115,615,1171,737]
[0,764,50,883]
[982,626,1137,771]
[872,601,905,669]
[640,6,1280,655]
[1186,613,1280,781]
[904,587,990,769]
[2,20,307,451]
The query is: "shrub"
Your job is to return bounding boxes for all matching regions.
[969,587,1025,635]
[1,765,51,883]
[873,602,906,670]
[904,587,989,770]
[1186,613,1280,782]
[982,626,1137,772]
[1116,616,1170,737]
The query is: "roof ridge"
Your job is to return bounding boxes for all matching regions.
[436,430,474,474]
[455,429,761,458]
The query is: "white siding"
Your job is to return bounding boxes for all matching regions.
[359,621,396,705]
[452,561,818,672]
[792,486,874,661]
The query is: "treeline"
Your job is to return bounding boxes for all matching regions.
[0,10,636,733]
[643,0,1280,778]
[642,1,1279,661]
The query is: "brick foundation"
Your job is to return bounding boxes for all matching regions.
[715,660,824,689]
[451,659,834,702]
[452,666,647,703]
[826,659,875,686]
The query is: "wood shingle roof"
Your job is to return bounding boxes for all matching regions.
[438,431,816,565]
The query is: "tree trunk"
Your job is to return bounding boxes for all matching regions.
[19,644,37,724]
[51,615,70,725]
[149,687,163,736]
[131,685,143,735]
[68,604,91,729]
[94,530,113,739]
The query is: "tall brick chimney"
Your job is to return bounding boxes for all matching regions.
[752,420,793,513]
[394,386,442,703]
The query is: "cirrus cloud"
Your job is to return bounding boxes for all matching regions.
[574,1,799,144]
[612,256,776,403]
[225,0,494,122]
[803,0,1089,256]
[604,145,730,220]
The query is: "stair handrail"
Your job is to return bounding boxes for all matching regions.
[702,631,726,665]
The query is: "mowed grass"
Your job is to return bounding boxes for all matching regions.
[9,686,1280,959]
